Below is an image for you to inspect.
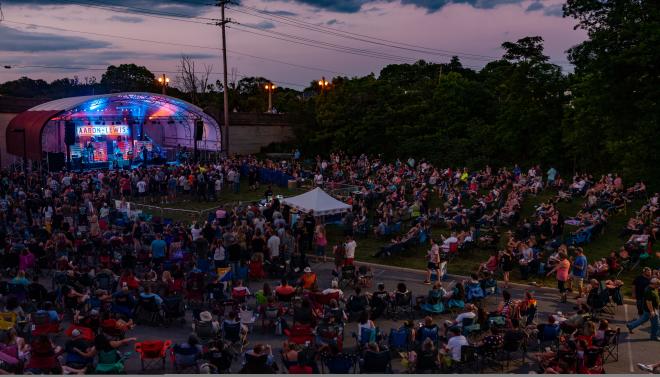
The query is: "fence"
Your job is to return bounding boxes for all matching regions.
[118,201,223,225]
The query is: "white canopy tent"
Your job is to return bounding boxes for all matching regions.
[282,187,352,216]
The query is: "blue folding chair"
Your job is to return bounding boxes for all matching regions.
[388,327,411,352]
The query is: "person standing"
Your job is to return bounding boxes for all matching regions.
[627,278,659,341]
[313,224,327,262]
[344,236,357,266]
[547,252,571,303]
[633,268,653,316]
[232,169,240,194]
[424,239,441,285]
[571,248,588,299]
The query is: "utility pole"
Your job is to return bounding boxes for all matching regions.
[216,0,231,158]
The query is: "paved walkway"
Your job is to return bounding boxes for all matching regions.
[60,261,659,374]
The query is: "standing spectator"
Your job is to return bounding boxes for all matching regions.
[571,248,588,299]
[344,235,357,266]
[150,233,167,269]
[547,252,571,303]
[633,268,653,315]
[314,225,327,262]
[232,169,240,194]
[627,278,659,341]
[424,239,441,285]
[267,232,280,262]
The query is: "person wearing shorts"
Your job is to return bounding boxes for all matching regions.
[424,240,441,284]
[571,248,588,298]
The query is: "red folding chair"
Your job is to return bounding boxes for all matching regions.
[135,340,172,372]
[284,324,315,345]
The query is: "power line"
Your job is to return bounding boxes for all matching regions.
[231,2,572,67]
[1,20,345,76]
[229,5,494,62]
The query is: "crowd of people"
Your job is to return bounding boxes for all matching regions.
[0,151,657,374]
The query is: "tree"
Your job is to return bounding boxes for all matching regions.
[563,0,660,186]
[176,55,213,105]
[100,64,156,93]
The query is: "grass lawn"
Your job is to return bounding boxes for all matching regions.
[325,190,658,297]
[131,181,657,297]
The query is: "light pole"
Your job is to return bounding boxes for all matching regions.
[264,82,276,113]
[157,74,170,95]
[318,77,330,95]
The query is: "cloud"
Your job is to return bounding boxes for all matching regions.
[107,15,145,23]
[262,9,299,16]
[543,4,563,17]
[0,25,111,52]
[3,0,211,17]
[269,0,531,13]
[326,19,345,25]
[243,21,277,30]
[158,53,218,60]
[525,1,543,12]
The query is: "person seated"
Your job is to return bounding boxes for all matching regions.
[449,303,477,330]
[231,280,251,302]
[24,335,62,374]
[346,287,370,317]
[322,279,344,299]
[275,279,295,300]
[292,299,316,326]
[139,285,163,306]
[415,338,441,372]
[201,340,233,373]
[361,342,391,373]
[369,283,390,319]
[442,327,469,366]
[475,327,504,355]
[172,334,203,368]
[417,316,440,345]
[298,267,317,290]
[241,344,276,373]
[503,319,526,351]
[63,328,96,373]
[193,310,220,335]
[478,250,499,274]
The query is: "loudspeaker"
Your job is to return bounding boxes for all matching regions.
[195,120,204,141]
[47,152,66,172]
[64,121,76,145]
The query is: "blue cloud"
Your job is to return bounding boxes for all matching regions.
[525,1,543,12]
[107,15,144,23]
[3,0,210,17]
[270,0,532,13]
[262,9,299,16]
[543,4,563,17]
[0,24,111,52]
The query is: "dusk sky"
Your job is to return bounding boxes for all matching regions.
[0,0,587,90]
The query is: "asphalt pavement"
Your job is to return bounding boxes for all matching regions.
[50,261,660,374]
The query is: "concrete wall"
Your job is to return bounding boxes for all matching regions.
[228,124,295,155]
[214,112,296,155]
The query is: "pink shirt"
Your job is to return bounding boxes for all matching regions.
[557,259,570,281]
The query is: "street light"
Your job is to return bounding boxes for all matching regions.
[157,74,170,95]
[318,76,330,95]
[264,82,276,113]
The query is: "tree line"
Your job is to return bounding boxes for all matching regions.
[1,0,658,187]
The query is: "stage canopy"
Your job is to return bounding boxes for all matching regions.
[6,92,221,161]
[282,187,352,216]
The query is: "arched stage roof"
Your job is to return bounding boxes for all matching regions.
[6,92,221,160]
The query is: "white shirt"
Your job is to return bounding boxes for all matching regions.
[428,244,440,263]
[345,240,357,259]
[191,227,202,241]
[442,236,458,250]
[267,235,280,258]
[137,180,147,193]
[447,335,469,361]
[213,246,225,261]
[454,312,476,327]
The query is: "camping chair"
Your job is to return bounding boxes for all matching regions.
[601,328,620,362]
[284,323,315,345]
[0,312,17,331]
[194,320,218,344]
[222,322,247,357]
[261,306,281,333]
[135,340,171,372]
[339,265,356,289]
[390,290,414,320]
[239,308,258,333]
[353,327,378,352]
[31,311,61,337]
[360,350,392,373]
[135,296,163,325]
[100,319,126,340]
[453,345,479,373]
[323,353,356,374]
[388,327,411,352]
[248,260,266,280]
[95,350,131,374]
[502,334,527,367]
[170,344,201,373]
